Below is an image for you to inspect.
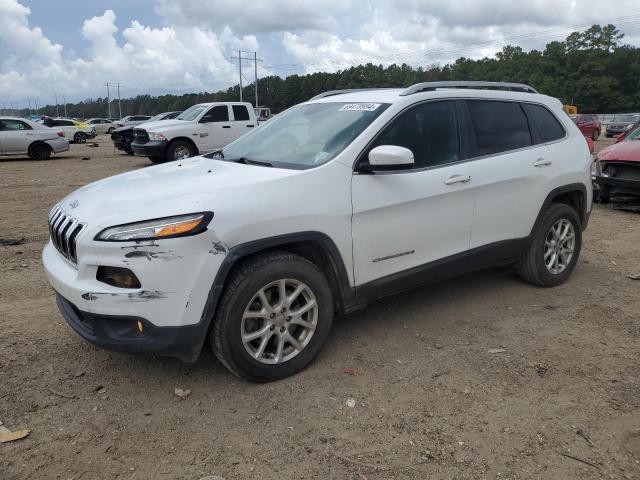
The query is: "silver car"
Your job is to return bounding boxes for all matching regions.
[0,117,70,160]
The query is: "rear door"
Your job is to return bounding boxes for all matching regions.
[230,104,256,140]
[198,105,233,151]
[0,119,34,154]
[465,99,565,261]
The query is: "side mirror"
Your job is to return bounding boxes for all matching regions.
[365,145,414,171]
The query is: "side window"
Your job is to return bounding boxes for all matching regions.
[523,104,566,143]
[0,120,32,130]
[369,100,459,169]
[200,106,229,123]
[232,105,250,121]
[466,100,531,156]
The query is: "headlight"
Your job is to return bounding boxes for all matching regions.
[625,124,634,131]
[148,132,166,141]
[95,212,213,242]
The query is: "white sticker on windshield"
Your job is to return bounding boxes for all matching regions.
[339,103,381,112]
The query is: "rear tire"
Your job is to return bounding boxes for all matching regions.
[517,203,582,287]
[167,140,196,162]
[74,132,87,144]
[592,129,600,141]
[28,143,51,160]
[211,252,334,382]
[148,157,165,164]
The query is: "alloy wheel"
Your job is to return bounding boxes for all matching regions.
[544,218,575,274]
[240,279,318,364]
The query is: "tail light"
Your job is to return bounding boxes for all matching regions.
[57,131,65,137]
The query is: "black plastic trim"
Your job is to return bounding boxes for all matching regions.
[533,183,589,232]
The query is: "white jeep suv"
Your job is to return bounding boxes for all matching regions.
[42,82,592,382]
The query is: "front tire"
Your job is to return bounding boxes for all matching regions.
[211,252,334,382]
[107,127,115,134]
[74,132,87,144]
[167,140,196,162]
[517,203,582,287]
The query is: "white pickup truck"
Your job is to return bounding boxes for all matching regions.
[131,102,258,163]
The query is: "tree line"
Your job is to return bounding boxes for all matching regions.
[8,24,640,119]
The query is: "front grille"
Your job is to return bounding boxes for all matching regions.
[48,205,86,264]
[133,129,149,143]
[603,162,640,181]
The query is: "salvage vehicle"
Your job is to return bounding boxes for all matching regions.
[594,126,640,202]
[113,115,153,128]
[43,82,592,382]
[130,102,257,163]
[570,114,601,140]
[85,118,116,135]
[0,117,69,159]
[111,111,181,155]
[49,118,96,143]
[605,113,640,137]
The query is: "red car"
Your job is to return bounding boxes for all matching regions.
[594,126,640,202]
[570,114,601,140]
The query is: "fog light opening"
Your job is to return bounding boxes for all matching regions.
[96,266,141,289]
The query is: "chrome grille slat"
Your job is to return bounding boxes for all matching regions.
[48,205,85,264]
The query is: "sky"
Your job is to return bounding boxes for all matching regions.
[2,0,640,109]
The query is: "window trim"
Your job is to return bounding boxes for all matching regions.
[353,98,465,175]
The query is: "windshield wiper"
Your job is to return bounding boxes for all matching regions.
[230,157,273,167]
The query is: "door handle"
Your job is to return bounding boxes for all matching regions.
[444,174,471,185]
[246,125,254,128]
[222,126,231,129]
[533,158,552,167]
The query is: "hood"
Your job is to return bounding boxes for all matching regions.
[136,119,187,131]
[598,141,640,162]
[57,156,300,230]
[113,125,134,133]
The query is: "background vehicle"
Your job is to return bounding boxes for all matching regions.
[570,114,601,140]
[594,126,640,202]
[0,117,69,159]
[131,102,257,163]
[43,82,592,382]
[606,113,640,137]
[113,115,152,128]
[85,118,116,135]
[48,118,96,143]
[111,111,181,155]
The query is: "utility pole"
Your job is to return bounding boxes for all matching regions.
[116,83,122,118]
[230,51,263,105]
[105,82,111,118]
[62,95,67,117]
[55,94,59,117]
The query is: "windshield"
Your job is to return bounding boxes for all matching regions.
[177,105,207,121]
[624,126,640,141]
[613,114,640,123]
[221,102,389,169]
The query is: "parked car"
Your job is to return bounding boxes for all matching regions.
[594,126,640,202]
[85,118,116,135]
[111,111,181,155]
[0,117,69,159]
[131,102,257,163]
[48,118,96,143]
[605,113,640,137]
[113,115,153,128]
[570,114,601,140]
[42,81,592,382]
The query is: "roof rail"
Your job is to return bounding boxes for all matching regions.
[400,81,538,96]
[309,88,392,101]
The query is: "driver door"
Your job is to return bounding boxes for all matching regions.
[351,100,476,291]
[198,105,233,152]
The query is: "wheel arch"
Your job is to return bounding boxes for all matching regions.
[532,183,589,234]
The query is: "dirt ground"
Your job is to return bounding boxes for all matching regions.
[1,135,639,480]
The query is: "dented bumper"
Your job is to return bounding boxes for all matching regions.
[42,233,227,360]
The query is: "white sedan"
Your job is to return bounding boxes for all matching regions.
[48,118,96,143]
[85,118,116,135]
[0,117,69,160]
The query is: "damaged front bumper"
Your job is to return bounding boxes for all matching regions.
[595,161,640,198]
[42,232,227,361]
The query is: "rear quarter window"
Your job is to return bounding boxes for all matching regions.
[523,104,566,143]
